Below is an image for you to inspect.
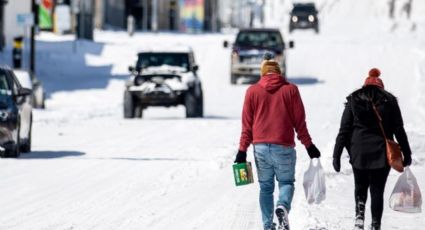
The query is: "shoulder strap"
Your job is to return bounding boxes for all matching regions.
[369,97,387,139]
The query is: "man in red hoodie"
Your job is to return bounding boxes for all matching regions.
[234,52,321,230]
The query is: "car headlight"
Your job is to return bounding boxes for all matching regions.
[275,54,284,64]
[308,15,315,22]
[0,110,8,121]
[292,16,298,22]
[134,76,145,86]
[231,51,239,63]
[0,110,14,122]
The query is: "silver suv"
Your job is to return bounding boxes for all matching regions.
[224,28,294,84]
[124,47,203,118]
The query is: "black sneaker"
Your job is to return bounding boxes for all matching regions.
[353,215,364,230]
[354,200,365,230]
[275,205,290,230]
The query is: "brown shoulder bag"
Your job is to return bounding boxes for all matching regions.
[370,101,404,172]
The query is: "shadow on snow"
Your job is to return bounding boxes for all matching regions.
[91,157,204,162]
[139,115,239,120]
[20,151,86,159]
[235,76,323,85]
[287,76,324,85]
[19,151,203,162]
[33,40,128,97]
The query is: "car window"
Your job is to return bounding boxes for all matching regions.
[293,5,316,13]
[235,31,284,48]
[14,71,33,89]
[0,70,12,95]
[137,53,190,70]
[11,74,21,95]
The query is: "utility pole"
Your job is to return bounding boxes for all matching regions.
[30,0,38,74]
[248,0,255,28]
[152,0,157,31]
[143,0,148,30]
[80,0,85,39]
[0,0,6,51]
[261,0,265,27]
[211,0,218,32]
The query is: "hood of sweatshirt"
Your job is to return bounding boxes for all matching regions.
[258,73,287,93]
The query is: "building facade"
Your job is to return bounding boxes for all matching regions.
[217,0,266,29]
[3,0,31,48]
[204,0,219,31]
[103,0,126,29]
[102,0,220,32]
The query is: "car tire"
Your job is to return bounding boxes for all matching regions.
[20,114,32,153]
[40,93,46,109]
[134,106,143,118]
[185,91,202,118]
[282,61,287,77]
[20,140,31,153]
[5,146,19,158]
[32,90,46,109]
[124,90,135,119]
[31,95,36,108]
[231,74,237,85]
[196,91,204,118]
[6,121,21,158]
[315,26,319,34]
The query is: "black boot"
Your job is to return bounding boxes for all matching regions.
[354,200,365,230]
[370,220,381,230]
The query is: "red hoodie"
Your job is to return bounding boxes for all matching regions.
[239,73,313,152]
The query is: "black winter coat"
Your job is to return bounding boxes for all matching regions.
[333,86,412,169]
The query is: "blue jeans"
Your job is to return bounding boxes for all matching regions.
[253,144,296,230]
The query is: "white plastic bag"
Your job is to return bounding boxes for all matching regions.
[303,158,326,204]
[389,167,422,213]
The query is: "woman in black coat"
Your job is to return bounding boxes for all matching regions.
[333,68,412,230]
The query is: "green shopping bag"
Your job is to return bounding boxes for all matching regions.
[233,162,254,186]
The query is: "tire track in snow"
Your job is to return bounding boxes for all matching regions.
[227,194,259,230]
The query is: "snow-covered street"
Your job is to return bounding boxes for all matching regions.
[1,0,425,229]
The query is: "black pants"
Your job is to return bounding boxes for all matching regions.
[353,167,391,224]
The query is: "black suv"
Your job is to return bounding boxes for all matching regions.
[0,66,33,158]
[224,28,293,84]
[289,3,319,33]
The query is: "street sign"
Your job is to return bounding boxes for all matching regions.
[17,13,34,27]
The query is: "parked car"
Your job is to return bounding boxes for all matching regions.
[14,70,46,109]
[223,28,294,84]
[125,47,203,118]
[289,3,319,33]
[0,66,33,158]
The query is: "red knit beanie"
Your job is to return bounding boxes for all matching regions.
[364,68,384,88]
